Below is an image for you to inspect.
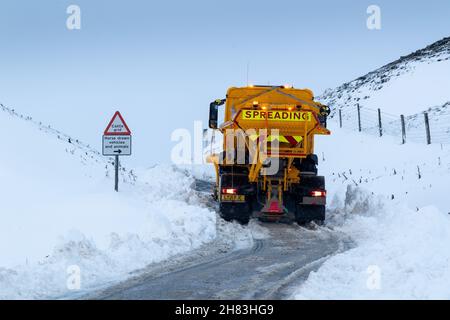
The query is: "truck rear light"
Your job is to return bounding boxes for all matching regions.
[310,190,326,197]
[222,188,237,194]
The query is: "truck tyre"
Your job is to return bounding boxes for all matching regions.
[295,176,326,225]
[295,205,325,225]
[219,203,251,225]
[236,215,250,225]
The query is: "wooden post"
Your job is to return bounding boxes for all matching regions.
[424,112,431,145]
[401,115,406,144]
[339,109,342,128]
[357,104,361,132]
[378,108,383,137]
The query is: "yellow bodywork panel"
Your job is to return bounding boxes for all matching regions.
[222,86,329,157]
[209,85,330,187]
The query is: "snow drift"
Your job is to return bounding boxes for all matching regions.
[0,105,217,299]
[292,123,450,299]
[292,38,450,299]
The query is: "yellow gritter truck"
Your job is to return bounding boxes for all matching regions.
[207,85,331,225]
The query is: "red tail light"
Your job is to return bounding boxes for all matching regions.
[310,190,326,197]
[222,188,237,194]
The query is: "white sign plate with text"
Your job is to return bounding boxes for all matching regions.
[102,135,132,156]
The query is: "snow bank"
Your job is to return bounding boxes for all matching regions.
[292,122,450,299]
[0,108,217,299]
[293,186,450,299]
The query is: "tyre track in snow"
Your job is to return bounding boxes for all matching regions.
[84,180,352,300]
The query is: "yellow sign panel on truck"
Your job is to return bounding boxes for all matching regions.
[241,110,313,122]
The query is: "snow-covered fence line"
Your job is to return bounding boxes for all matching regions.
[0,102,138,184]
[331,103,450,145]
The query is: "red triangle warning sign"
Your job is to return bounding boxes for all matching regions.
[104,111,132,135]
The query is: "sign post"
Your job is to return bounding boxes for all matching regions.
[115,154,119,192]
[102,111,132,192]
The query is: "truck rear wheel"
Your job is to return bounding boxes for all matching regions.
[294,174,326,225]
[219,203,251,225]
[295,205,325,225]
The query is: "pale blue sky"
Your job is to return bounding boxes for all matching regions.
[0,0,449,165]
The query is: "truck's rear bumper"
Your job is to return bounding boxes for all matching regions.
[253,210,295,223]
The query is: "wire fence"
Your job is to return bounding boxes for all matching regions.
[330,104,450,145]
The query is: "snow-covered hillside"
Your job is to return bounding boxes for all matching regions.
[319,38,450,145]
[0,104,217,299]
[320,37,450,117]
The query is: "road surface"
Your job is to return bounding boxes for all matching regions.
[84,180,351,300]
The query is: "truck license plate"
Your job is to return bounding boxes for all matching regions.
[221,194,245,202]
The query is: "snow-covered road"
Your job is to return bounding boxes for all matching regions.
[80,180,351,300]
[84,222,349,300]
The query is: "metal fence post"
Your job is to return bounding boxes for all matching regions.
[400,114,406,144]
[115,155,119,192]
[357,104,361,132]
[424,112,431,144]
[378,108,383,137]
[339,109,342,128]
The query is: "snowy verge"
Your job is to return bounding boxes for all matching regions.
[293,185,450,299]
[0,107,223,299]
[0,164,218,299]
[291,120,450,299]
